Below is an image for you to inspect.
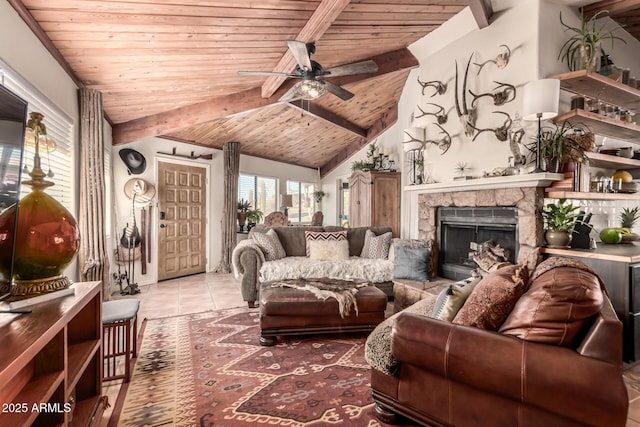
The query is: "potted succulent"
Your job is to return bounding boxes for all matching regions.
[237,198,252,231]
[559,10,626,72]
[313,190,326,204]
[541,198,581,248]
[246,208,263,231]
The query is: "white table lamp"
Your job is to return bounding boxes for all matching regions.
[521,79,560,173]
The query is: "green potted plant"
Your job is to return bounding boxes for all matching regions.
[313,190,326,204]
[539,121,589,173]
[559,10,626,72]
[541,198,581,248]
[237,198,252,231]
[246,208,263,231]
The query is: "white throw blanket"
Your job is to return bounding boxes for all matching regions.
[259,256,394,283]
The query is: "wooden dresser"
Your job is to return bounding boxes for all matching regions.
[349,170,401,237]
[0,281,104,426]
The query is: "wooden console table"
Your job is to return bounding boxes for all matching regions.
[0,281,104,426]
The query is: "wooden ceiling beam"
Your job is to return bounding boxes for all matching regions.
[113,47,417,145]
[583,0,640,18]
[288,100,367,137]
[466,0,493,29]
[261,0,352,98]
[319,104,398,177]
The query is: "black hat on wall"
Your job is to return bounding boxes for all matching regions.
[119,148,146,175]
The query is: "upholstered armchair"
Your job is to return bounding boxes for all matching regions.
[368,259,629,427]
[263,211,289,227]
[310,211,324,226]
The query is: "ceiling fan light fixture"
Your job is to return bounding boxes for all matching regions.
[294,79,326,100]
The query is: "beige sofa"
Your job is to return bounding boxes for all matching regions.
[232,225,394,307]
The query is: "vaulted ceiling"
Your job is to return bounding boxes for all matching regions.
[7,0,638,176]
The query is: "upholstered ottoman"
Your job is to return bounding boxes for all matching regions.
[259,278,388,346]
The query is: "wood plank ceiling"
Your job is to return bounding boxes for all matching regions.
[583,0,640,42]
[9,0,490,174]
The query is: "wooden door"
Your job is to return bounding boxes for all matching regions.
[157,161,207,281]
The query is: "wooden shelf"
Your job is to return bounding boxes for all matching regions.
[545,190,640,200]
[550,70,640,111]
[67,340,100,394]
[554,109,640,143]
[0,282,103,427]
[1,370,65,425]
[69,395,105,427]
[586,151,640,169]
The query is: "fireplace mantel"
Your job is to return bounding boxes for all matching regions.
[404,172,563,194]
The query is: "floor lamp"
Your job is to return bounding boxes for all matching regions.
[522,79,560,173]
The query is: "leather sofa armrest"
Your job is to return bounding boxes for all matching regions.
[391,313,628,423]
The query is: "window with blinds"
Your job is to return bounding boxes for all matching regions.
[239,173,277,214]
[286,180,315,224]
[0,60,75,212]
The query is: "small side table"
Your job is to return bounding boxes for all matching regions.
[392,278,452,314]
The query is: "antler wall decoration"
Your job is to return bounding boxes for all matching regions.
[425,124,452,154]
[415,103,451,125]
[417,78,447,97]
[469,81,516,107]
[468,111,513,142]
[454,54,477,138]
[474,44,512,75]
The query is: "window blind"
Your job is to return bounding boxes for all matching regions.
[0,60,75,212]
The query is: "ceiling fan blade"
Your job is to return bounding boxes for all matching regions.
[238,70,297,78]
[287,40,312,71]
[323,60,378,77]
[323,81,354,101]
[278,84,301,103]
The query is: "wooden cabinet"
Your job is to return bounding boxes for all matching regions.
[0,282,104,426]
[349,170,400,237]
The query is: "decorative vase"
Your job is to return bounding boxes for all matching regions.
[0,112,80,297]
[545,229,572,248]
[237,212,247,232]
[0,163,80,297]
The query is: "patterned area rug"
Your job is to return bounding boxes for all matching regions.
[114,307,393,426]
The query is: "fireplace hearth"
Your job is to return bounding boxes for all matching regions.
[438,207,518,280]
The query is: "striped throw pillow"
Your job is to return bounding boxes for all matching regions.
[304,230,347,257]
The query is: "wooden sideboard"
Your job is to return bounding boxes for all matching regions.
[0,281,104,426]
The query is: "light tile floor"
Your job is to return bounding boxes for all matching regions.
[99,272,640,427]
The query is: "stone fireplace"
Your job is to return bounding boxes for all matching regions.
[413,181,549,276]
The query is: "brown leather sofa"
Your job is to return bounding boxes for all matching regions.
[370,259,629,427]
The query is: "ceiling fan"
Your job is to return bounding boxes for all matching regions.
[238,40,378,102]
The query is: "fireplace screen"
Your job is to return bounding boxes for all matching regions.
[437,207,518,280]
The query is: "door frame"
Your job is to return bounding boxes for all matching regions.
[155,155,212,279]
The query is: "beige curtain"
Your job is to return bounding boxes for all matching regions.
[78,88,111,300]
[214,141,240,273]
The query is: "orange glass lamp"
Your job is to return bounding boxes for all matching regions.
[0,112,80,297]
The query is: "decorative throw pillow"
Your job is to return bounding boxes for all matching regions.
[499,264,603,346]
[452,264,528,330]
[251,229,286,261]
[309,240,349,261]
[304,230,347,256]
[360,230,392,259]
[389,238,435,277]
[432,276,482,322]
[393,246,430,281]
